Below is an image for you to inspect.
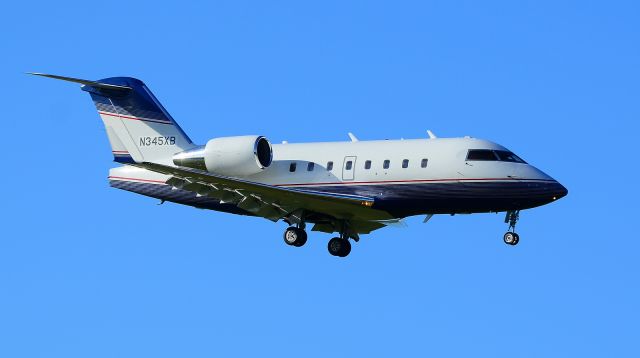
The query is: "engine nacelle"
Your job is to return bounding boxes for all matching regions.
[173,135,272,176]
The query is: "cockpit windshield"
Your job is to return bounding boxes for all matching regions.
[466,149,526,163]
[494,150,526,163]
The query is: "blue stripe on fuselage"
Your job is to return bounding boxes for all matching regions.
[109,178,567,218]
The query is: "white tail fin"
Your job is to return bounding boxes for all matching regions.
[31,73,196,164]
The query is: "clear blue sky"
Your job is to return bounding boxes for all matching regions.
[1,1,638,356]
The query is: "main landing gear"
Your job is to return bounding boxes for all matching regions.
[327,222,357,257]
[327,236,352,257]
[283,226,307,247]
[503,210,520,246]
[282,222,355,257]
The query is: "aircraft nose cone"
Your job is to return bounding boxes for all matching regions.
[551,180,568,201]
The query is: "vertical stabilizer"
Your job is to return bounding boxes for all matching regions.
[82,77,195,164]
[30,73,196,164]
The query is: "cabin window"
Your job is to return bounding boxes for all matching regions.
[345,161,353,170]
[364,160,371,169]
[383,160,390,169]
[421,158,428,168]
[307,162,315,171]
[466,149,498,161]
[402,159,409,168]
[289,162,297,172]
[327,161,333,171]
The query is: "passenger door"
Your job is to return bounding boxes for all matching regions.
[342,156,357,181]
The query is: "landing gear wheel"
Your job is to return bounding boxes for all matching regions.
[327,237,351,257]
[503,232,519,246]
[503,211,521,246]
[283,227,307,247]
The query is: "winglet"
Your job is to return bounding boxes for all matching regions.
[27,72,132,91]
[348,132,359,142]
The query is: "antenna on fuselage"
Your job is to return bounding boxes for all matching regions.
[348,132,359,142]
[427,130,437,139]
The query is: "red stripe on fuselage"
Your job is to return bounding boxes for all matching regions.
[108,175,554,188]
[274,177,555,187]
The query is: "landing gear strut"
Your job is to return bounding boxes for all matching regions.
[503,210,520,246]
[283,226,307,247]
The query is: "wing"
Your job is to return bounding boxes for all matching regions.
[132,162,398,235]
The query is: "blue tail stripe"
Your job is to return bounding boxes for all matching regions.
[113,153,136,164]
[82,76,193,144]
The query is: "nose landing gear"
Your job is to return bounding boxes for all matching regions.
[503,231,520,245]
[503,210,520,246]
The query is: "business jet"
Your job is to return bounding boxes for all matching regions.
[31,73,567,257]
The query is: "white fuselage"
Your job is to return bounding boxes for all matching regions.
[110,136,565,218]
[250,137,552,186]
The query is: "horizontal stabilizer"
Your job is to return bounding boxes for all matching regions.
[27,72,132,91]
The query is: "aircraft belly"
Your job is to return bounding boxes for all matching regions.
[108,177,564,220]
[285,180,565,216]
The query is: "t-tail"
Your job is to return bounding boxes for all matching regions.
[29,73,196,164]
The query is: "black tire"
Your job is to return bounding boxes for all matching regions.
[293,229,308,247]
[328,237,351,257]
[503,232,516,245]
[339,239,351,257]
[512,233,520,246]
[328,237,343,256]
[284,227,307,247]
